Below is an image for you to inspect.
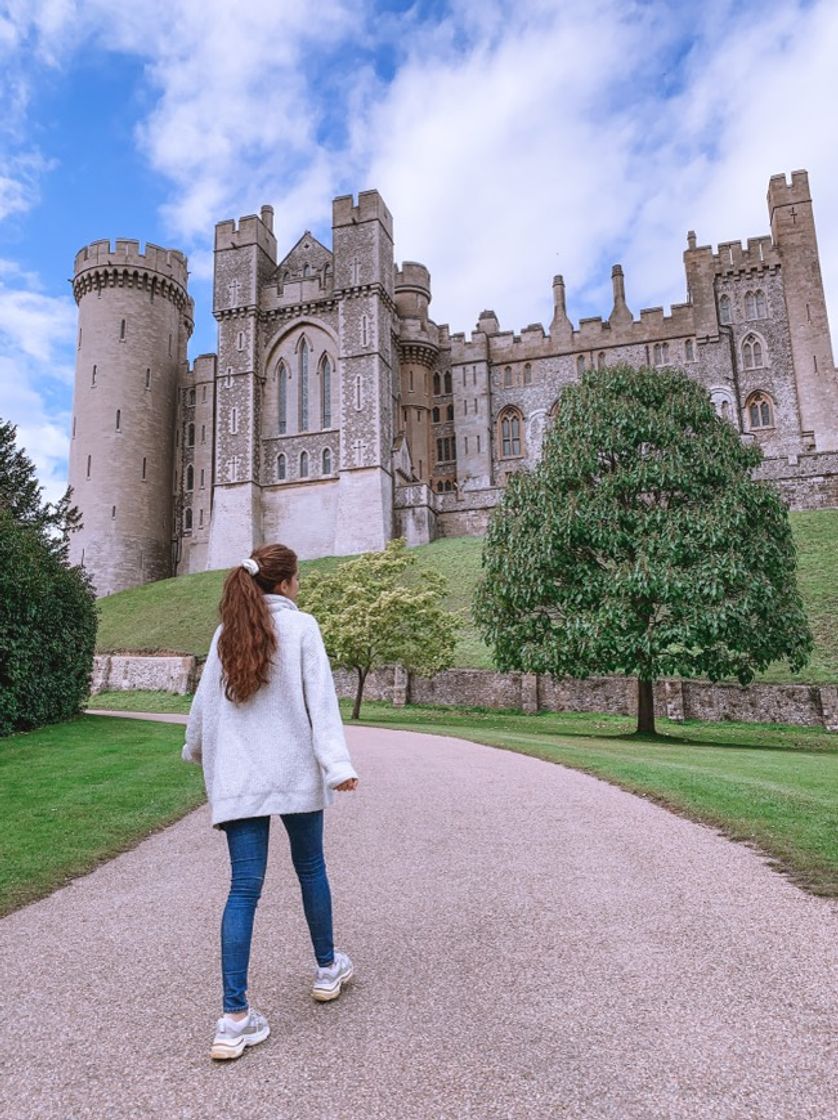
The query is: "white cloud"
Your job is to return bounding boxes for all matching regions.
[0,263,76,503]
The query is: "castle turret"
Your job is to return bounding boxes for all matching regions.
[768,170,838,451]
[68,239,193,594]
[395,262,438,484]
[608,264,632,326]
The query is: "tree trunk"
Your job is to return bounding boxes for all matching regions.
[637,677,656,735]
[351,667,368,720]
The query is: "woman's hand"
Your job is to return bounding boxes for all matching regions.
[334,778,359,792]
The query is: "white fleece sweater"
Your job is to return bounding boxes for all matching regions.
[182,595,358,828]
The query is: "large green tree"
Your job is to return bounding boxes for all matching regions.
[0,420,96,735]
[299,537,459,718]
[473,364,813,736]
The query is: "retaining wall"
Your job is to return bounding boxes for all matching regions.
[90,655,837,731]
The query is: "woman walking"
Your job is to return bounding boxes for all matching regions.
[182,544,359,1061]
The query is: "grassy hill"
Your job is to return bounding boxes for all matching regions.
[95,510,838,684]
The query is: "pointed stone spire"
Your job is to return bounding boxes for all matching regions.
[550,275,572,341]
[609,264,632,326]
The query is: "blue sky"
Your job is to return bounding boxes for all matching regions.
[2,0,838,501]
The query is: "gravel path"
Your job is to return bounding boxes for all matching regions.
[3,718,836,1119]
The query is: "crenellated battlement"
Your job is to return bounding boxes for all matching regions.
[712,235,779,272]
[767,169,811,212]
[214,207,277,260]
[74,239,189,287]
[332,190,394,237]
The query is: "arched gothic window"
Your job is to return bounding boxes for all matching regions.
[278,361,288,434]
[320,355,332,429]
[298,338,309,431]
[503,366,512,388]
[443,371,452,394]
[718,294,732,325]
[745,290,768,320]
[186,465,194,491]
[653,342,670,367]
[576,355,585,374]
[742,334,764,369]
[523,363,532,385]
[446,404,454,421]
[322,448,332,474]
[300,450,309,478]
[597,352,606,370]
[277,453,286,481]
[685,339,695,362]
[747,392,774,430]
[432,407,440,423]
[184,508,193,531]
[499,407,523,458]
[187,422,195,446]
[437,481,444,493]
[433,372,441,395]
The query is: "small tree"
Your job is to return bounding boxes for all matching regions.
[473,364,813,736]
[299,537,460,718]
[0,421,96,736]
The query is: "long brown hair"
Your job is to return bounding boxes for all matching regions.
[217,543,298,703]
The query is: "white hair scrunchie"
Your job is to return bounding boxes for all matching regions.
[241,558,259,576]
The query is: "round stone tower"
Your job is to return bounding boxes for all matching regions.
[67,239,194,595]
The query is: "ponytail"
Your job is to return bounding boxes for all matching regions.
[217,544,298,703]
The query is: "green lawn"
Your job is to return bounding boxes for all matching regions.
[0,715,204,917]
[86,693,838,900]
[94,512,838,683]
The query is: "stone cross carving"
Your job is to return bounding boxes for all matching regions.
[227,278,242,305]
[352,439,366,466]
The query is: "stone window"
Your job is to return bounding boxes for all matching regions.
[436,437,456,463]
[237,330,245,352]
[202,385,207,402]
[320,355,332,429]
[746,392,774,429]
[111,505,116,520]
[86,454,91,478]
[226,368,233,389]
[523,363,532,385]
[145,368,150,390]
[92,365,97,387]
[187,423,195,446]
[120,319,126,341]
[184,508,193,531]
[201,424,206,443]
[200,468,205,488]
[199,508,204,528]
[277,453,286,481]
[447,404,454,421]
[361,315,369,347]
[444,371,452,394]
[298,338,310,431]
[433,372,441,395]
[230,407,238,434]
[278,361,288,434]
[597,352,606,370]
[498,407,523,458]
[115,409,121,431]
[576,355,585,374]
[718,294,732,325]
[742,334,764,369]
[745,290,768,320]
[436,481,444,493]
[72,417,76,438]
[300,450,309,478]
[355,375,362,411]
[409,369,414,393]
[78,328,82,350]
[685,339,695,362]
[322,448,332,474]
[416,409,421,421]
[168,333,173,357]
[432,407,440,423]
[186,465,194,491]
[444,480,453,492]
[142,457,147,480]
[503,366,512,388]
[189,388,196,406]
[653,342,670,367]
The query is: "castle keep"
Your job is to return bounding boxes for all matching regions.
[67,170,838,595]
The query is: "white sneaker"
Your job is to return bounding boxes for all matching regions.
[312,950,354,1002]
[210,1008,270,1060]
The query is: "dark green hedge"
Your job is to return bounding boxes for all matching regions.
[0,510,97,737]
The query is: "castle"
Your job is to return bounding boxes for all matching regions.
[67,170,838,595]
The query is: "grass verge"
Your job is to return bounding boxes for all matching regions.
[0,715,204,918]
[88,692,838,898]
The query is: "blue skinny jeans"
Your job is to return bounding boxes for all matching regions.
[220,811,334,1013]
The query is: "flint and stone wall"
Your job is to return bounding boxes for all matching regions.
[89,655,838,731]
